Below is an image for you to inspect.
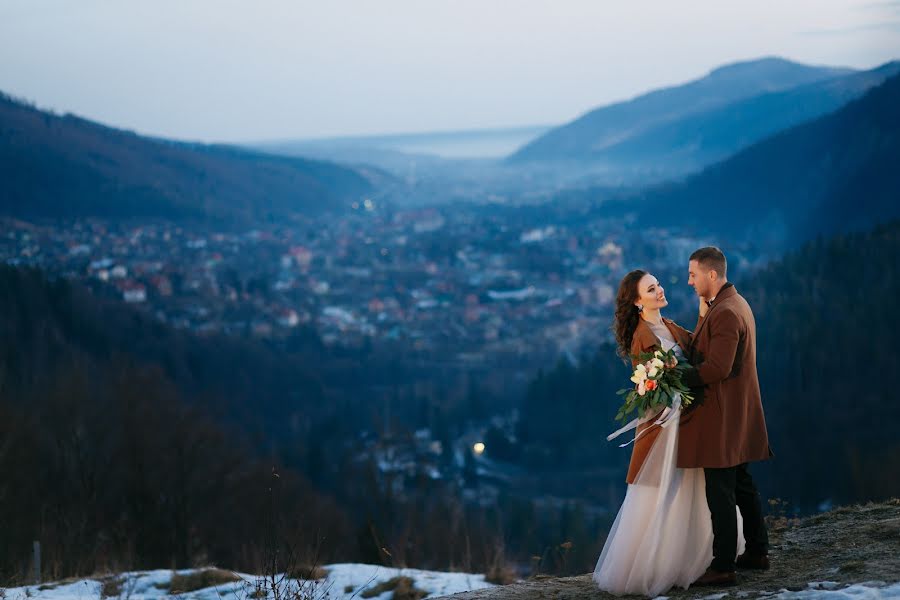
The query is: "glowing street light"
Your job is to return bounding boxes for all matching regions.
[473,442,485,455]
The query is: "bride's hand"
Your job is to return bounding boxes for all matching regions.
[698,296,709,318]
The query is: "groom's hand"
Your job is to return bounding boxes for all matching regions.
[681,363,704,390]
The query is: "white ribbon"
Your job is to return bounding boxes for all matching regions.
[607,392,682,448]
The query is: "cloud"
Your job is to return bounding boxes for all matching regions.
[857,0,900,10]
[798,20,900,35]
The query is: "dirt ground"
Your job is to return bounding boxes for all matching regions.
[437,499,900,599]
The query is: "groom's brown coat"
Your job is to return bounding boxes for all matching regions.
[677,284,772,468]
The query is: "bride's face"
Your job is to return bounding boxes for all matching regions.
[636,273,668,311]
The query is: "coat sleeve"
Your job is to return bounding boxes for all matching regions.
[630,329,659,368]
[694,308,742,385]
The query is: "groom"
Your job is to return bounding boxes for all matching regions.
[680,247,773,586]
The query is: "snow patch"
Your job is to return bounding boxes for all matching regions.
[769,582,900,600]
[1,564,495,600]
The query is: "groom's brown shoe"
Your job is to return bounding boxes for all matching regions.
[736,552,770,570]
[693,568,737,586]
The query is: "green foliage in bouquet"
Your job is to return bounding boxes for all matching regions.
[614,348,695,423]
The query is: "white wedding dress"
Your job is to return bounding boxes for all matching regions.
[593,383,745,596]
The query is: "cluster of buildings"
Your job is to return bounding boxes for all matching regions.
[1,205,707,372]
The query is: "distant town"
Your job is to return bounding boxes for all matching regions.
[0,203,731,376]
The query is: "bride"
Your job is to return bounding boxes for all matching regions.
[593,270,744,596]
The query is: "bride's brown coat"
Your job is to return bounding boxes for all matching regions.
[625,317,692,484]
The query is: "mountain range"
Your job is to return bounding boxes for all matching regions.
[617,70,900,244]
[0,93,374,222]
[5,55,896,224]
[508,57,898,172]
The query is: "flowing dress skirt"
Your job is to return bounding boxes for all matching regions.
[593,406,745,596]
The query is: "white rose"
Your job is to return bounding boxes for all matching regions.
[637,381,647,396]
[654,350,663,358]
[648,366,659,378]
[651,358,665,369]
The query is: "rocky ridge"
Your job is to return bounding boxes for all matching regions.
[439,499,900,599]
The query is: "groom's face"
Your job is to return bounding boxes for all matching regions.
[688,260,712,298]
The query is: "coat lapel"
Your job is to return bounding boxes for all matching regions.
[662,319,691,355]
[690,309,714,348]
[689,285,737,349]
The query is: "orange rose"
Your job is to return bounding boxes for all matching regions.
[645,380,657,391]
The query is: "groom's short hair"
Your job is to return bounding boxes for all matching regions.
[690,246,727,279]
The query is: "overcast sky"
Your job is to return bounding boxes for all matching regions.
[1,0,899,142]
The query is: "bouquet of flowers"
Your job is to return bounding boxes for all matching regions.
[614,348,695,423]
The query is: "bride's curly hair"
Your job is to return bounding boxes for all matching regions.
[613,269,647,360]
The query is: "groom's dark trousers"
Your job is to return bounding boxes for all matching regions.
[705,463,769,572]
